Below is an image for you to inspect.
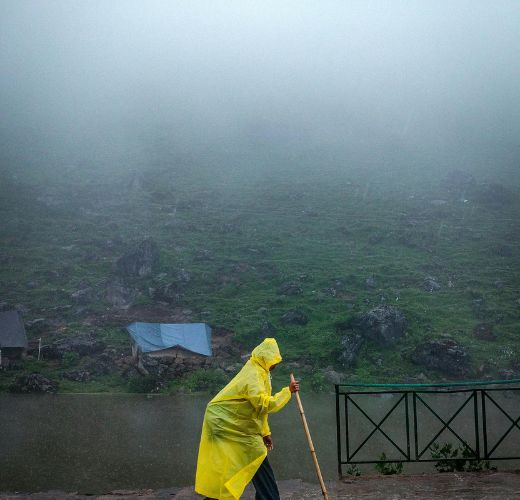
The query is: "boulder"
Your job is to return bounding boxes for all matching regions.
[177,268,192,284]
[323,366,344,385]
[352,306,407,347]
[410,339,470,378]
[151,282,182,304]
[365,276,377,289]
[52,334,106,357]
[115,238,160,277]
[106,281,136,309]
[9,373,58,393]
[280,309,308,326]
[338,333,365,368]
[423,277,441,292]
[25,318,53,334]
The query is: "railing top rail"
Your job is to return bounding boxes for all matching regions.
[335,378,520,389]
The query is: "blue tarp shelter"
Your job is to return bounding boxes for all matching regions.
[126,322,212,356]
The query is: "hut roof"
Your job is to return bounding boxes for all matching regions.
[126,322,212,356]
[0,311,28,349]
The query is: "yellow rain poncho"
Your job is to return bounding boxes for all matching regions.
[195,338,292,500]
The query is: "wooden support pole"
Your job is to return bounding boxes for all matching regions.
[290,373,328,500]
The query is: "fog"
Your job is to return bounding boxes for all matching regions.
[1,0,520,185]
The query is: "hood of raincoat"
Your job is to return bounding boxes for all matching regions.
[250,338,282,371]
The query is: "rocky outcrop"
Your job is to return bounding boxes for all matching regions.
[410,339,470,378]
[51,334,106,358]
[115,238,160,277]
[71,287,95,304]
[338,333,364,368]
[423,277,441,292]
[9,373,58,393]
[105,280,136,309]
[352,305,407,347]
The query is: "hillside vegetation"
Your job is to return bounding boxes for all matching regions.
[1,163,519,393]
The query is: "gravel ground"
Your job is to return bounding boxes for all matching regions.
[2,471,520,500]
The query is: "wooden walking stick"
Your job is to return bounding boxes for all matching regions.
[290,373,329,500]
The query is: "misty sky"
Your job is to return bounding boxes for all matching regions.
[1,0,519,180]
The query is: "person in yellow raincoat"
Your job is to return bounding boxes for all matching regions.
[195,338,299,500]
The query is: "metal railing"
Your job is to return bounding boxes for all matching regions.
[335,380,520,477]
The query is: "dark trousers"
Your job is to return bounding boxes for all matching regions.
[203,457,280,500]
[252,457,280,500]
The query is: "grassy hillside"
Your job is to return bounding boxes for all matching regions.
[1,163,519,393]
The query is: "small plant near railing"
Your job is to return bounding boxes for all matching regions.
[345,464,361,476]
[374,452,403,475]
[430,442,495,472]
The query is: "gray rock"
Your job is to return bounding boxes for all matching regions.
[106,281,136,309]
[14,303,30,314]
[260,320,276,336]
[338,333,365,368]
[423,276,441,292]
[195,249,213,261]
[365,276,377,289]
[25,318,52,334]
[71,287,94,304]
[9,373,58,393]
[115,237,160,277]
[52,334,106,357]
[498,369,516,380]
[353,305,407,347]
[280,309,308,325]
[323,366,343,385]
[151,282,182,304]
[410,339,470,378]
[177,268,192,284]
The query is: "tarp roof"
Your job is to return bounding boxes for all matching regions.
[126,322,212,356]
[0,311,28,349]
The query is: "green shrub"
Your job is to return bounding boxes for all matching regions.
[345,464,361,476]
[374,452,403,475]
[184,369,229,393]
[430,442,493,472]
[127,375,160,393]
[62,352,80,368]
[309,371,326,392]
